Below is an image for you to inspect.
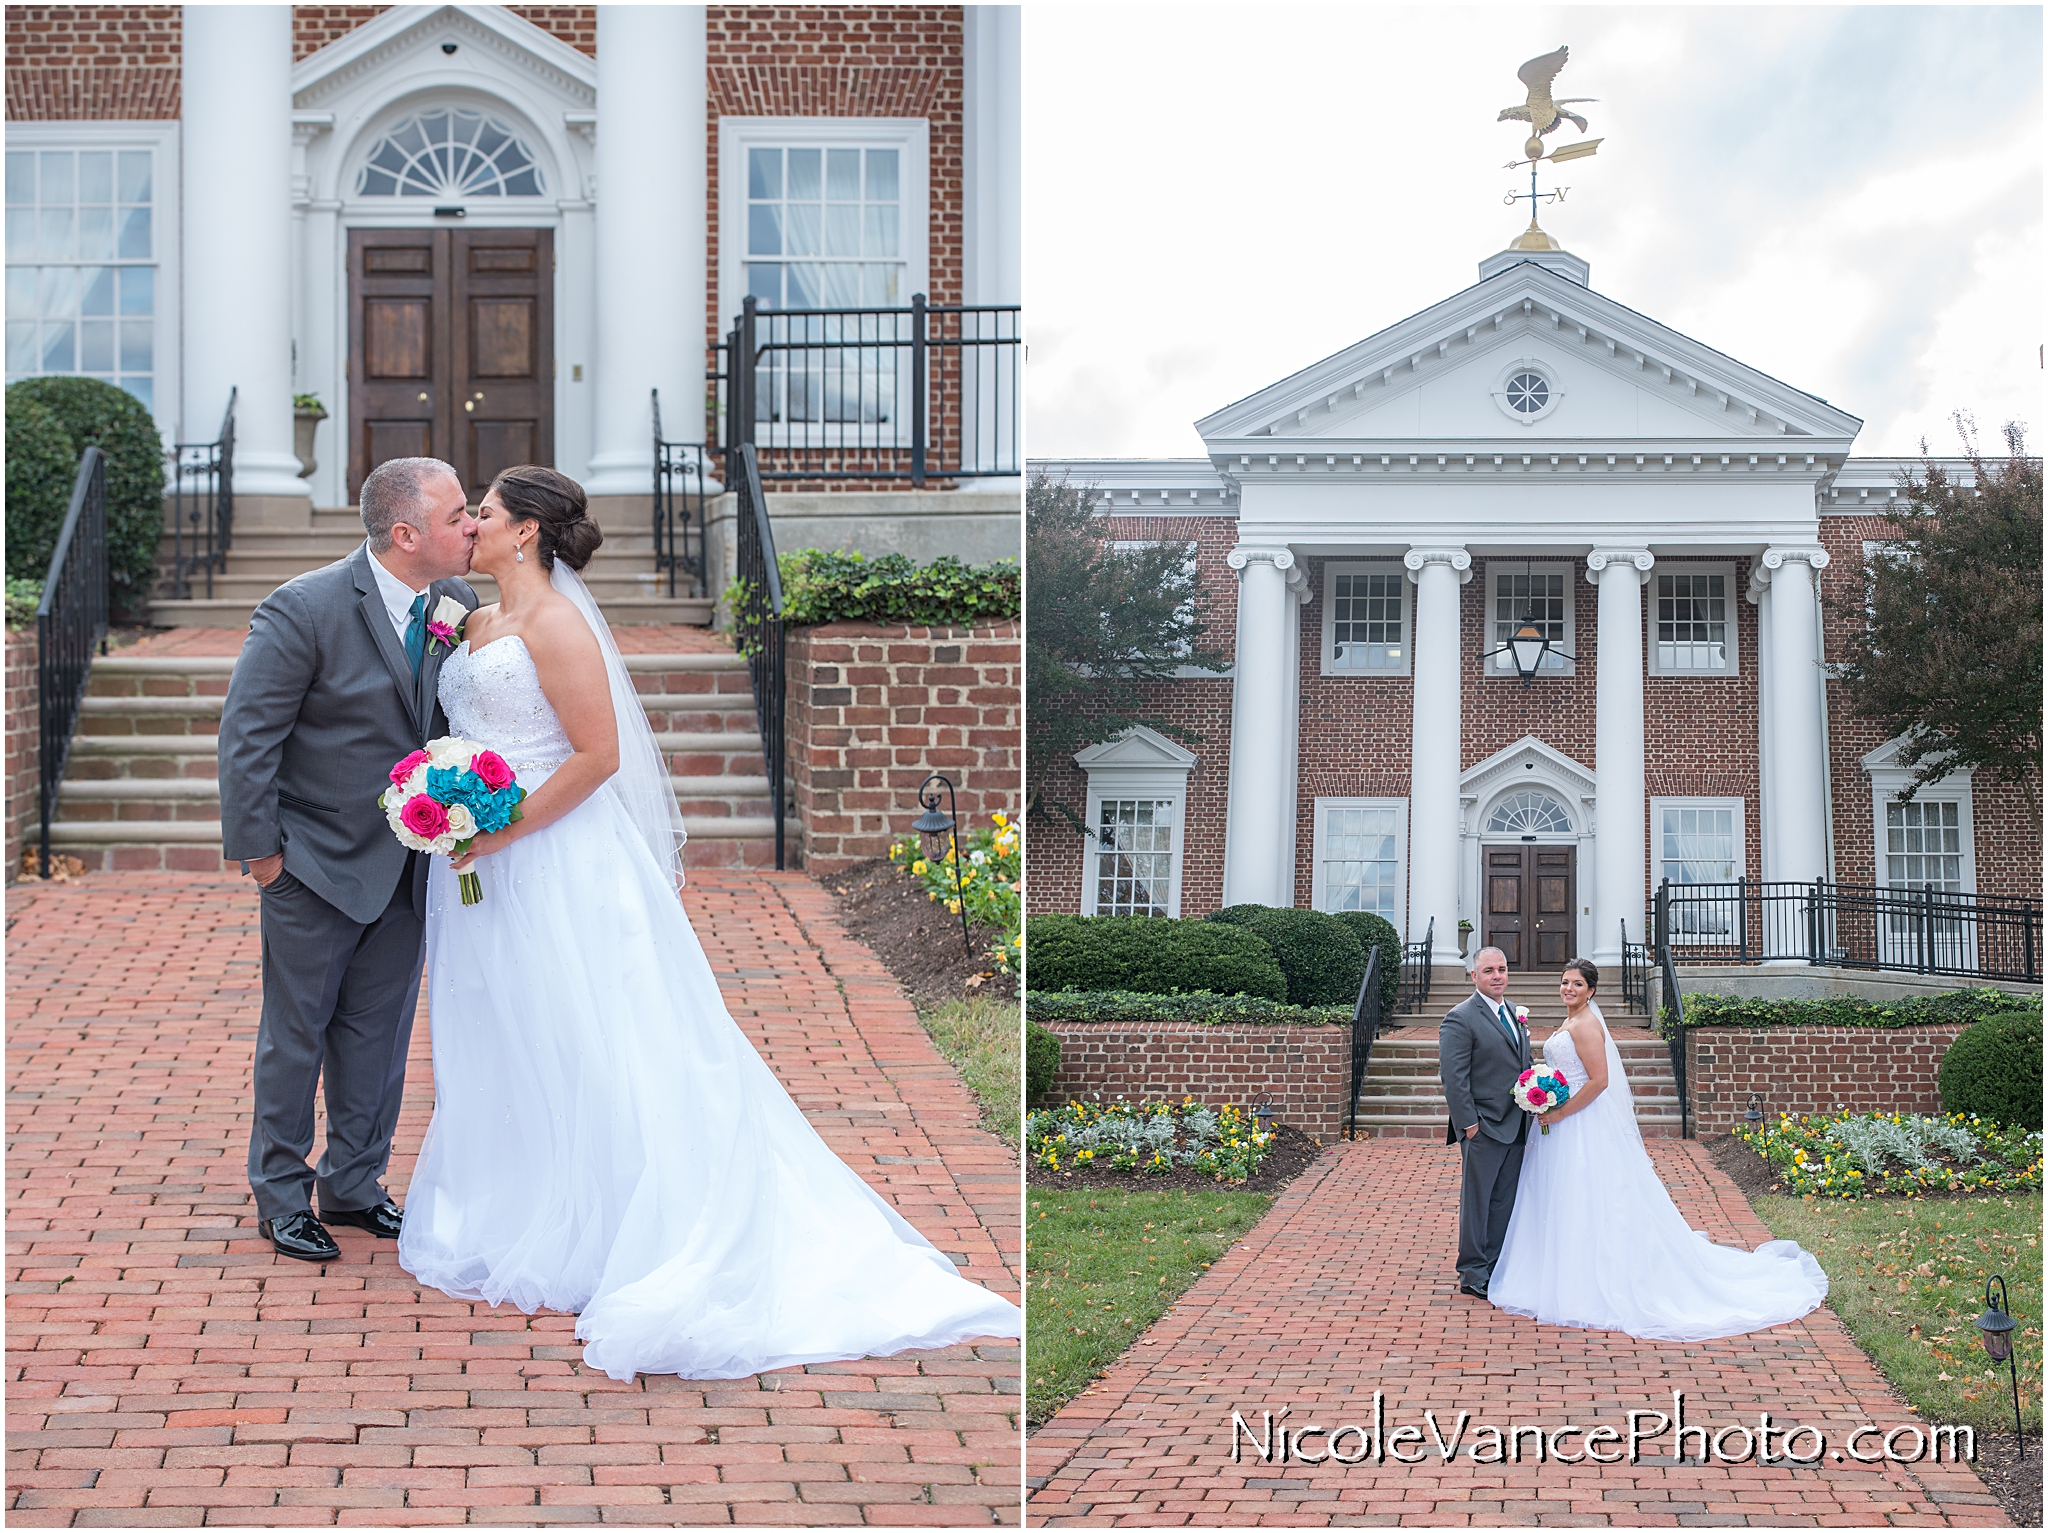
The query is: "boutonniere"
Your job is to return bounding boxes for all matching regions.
[1513,1006,1530,1027]
[425,594,468,652]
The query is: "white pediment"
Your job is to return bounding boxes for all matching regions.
[1074,725,1200,772]
[1861,733,1967,781]
[1459,737,1598,835]
[1197,259,1863,452]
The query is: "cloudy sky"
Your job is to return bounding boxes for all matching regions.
[1023,4,2042,460]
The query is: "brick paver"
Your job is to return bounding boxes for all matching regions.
[1028,1140,2007,1528]
[7,869,1020,1526]
[114,625,732,658]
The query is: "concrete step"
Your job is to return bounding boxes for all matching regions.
[1352,1031,1683,1139]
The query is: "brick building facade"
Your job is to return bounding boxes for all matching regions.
[1030,240,2040,981]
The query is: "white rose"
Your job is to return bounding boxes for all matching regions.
[432,595,468,631]
[425,735,476,770]
[444,802,477,840]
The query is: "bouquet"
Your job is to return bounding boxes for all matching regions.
[1513,1065,1572,1135]
[379,736,526,906]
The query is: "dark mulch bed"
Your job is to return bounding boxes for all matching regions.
[1969,1427,2042,1529]
[818,856,1016,1011]
[1025,1121,1326,1196]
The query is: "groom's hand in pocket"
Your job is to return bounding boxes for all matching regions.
[1464,1124,1479,1139]
[246,853,285,888]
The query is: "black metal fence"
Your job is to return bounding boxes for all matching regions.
[1344,945,1385,1140]
[1654,877,2040,983]
[1618,920,1650,1015]
[36,446,109,878]
[1655,941,1692,1139]
[649,389,709,599]
[1397,916,1435,1013]
[718,295,1020,484]
[728,444,786,870]
[167,389,236,600]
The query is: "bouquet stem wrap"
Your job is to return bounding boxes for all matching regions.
[458,871,483,906]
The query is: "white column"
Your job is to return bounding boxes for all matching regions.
[585,6,707,496]
[181,6,303,501]
[1222,547,1299,908]
[1748,566,1776,882]
[1404,546,1470,974]
[961,6,1020,306]
[1588,548,1654,971]
[1759,547,1831,886]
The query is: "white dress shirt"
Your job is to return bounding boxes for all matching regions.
[1474,992,1521,1040]
[368,545,431,641]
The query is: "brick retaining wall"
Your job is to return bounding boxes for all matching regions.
[785,619,1019,873]
[5,629,38,881]
[1684,1023,1973,1134]
[1037,1020,1350,1141]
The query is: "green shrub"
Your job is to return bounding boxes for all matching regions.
[6,378,166,617]
[5,578,42,629]
[5,396,77,586]
[1333,910,1402,1010]
[1025,1020,1062,1103]
[1662,986,2038,1040]
[1939,1011,2043,1131]
[726,549,1019,652]
[1026,989,1353,1029]
[1025,914,1286,1001]
[1204,904,1366,1007]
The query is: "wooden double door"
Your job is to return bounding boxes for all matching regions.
[348,227,554,502]
[1483,844,1577,971]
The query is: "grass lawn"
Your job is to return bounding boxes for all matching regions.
[1749,1191,2041,1435]
[1027,1186,1272,1425]
[918,995,1021,1144]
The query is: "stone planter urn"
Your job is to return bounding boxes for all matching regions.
[293,404,327,479]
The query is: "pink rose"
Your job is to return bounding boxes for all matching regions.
[399,794,449,839]
[470,749,513,792]
[1530,1089,1549,1107]
[389,749,431,787]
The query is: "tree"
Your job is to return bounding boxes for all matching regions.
[1833,418,2042,797]
[1025,471,1232,829]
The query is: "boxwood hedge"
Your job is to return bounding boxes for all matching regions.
[5,396,76,588]
[1206,904,1366,1007]
[1333,909,1402,1010]
[1938,1010,2042,1131]
[1025,914,1286,1000]
[1025,988,1353,1029]
[6,378,166,616]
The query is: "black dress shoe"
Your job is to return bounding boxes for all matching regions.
[1459,1282,1489,1299]
[319,1199,404,1239]
[260,1210,340,1262]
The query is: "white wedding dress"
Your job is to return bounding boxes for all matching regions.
[1487,1004,1828,1341]
[395,584,1020,1381]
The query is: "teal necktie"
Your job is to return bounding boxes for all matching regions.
[1496,1003,1520,1048]
[403,593,428,675]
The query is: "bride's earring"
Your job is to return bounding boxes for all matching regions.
[515,542,525,563]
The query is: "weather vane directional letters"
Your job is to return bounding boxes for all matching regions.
[1497,45,1604,230]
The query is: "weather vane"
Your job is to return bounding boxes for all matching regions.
[1496,46,1603,244]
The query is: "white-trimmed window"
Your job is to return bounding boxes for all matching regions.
[1074,726,1197,918]
[1649,564,1738,676]
[1312,798,1408,936]
[5,123,178,423]
[355,107,546,198]
[1864,739,1976,897]
[1321,562,1409,676]
[1487,565,1575,677]
[1651,797,1745,943]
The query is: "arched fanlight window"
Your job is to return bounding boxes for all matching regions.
[355,109,545,198]
[1484,789,1574,836]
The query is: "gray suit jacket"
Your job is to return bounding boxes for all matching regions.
[1441,991,1536,1147]
[219,543,479,925]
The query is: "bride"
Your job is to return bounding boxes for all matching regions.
[395,464,1021,1381]
[1486,957,1828,1341]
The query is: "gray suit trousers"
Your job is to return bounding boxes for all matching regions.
[1456,1112,1527,1290]
[247,857,424,1221]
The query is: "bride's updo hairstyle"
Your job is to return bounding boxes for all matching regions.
[1563,957,1599,993]
[489,465,603,573]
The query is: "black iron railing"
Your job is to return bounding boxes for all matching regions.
[1344,945,1385,1140]
[1397,916,1435,1013]
[1655,938,1692,1139]
[36,446,109,878]
[649,388,709,599]
[729,443,786,870]
[720,295,1020,484]
[1619,919,1650,1015]
[1654,877,2041,983]
[167,389,236,600]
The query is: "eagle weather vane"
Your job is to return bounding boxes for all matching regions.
[1496,45,1604,240]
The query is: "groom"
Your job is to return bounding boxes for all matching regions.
[219,457,479,1261]
[1440,946,1534,1298]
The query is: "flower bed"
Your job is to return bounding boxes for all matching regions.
[1027,1096,1275,1182]
[1736,1109,2044,1199]
[888,812,1021,974]
[1026,987,1351,1028]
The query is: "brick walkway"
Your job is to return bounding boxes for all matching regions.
[113,626,731,658]
[1028,1140,2007,1528]
[6,869,1019,1527]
